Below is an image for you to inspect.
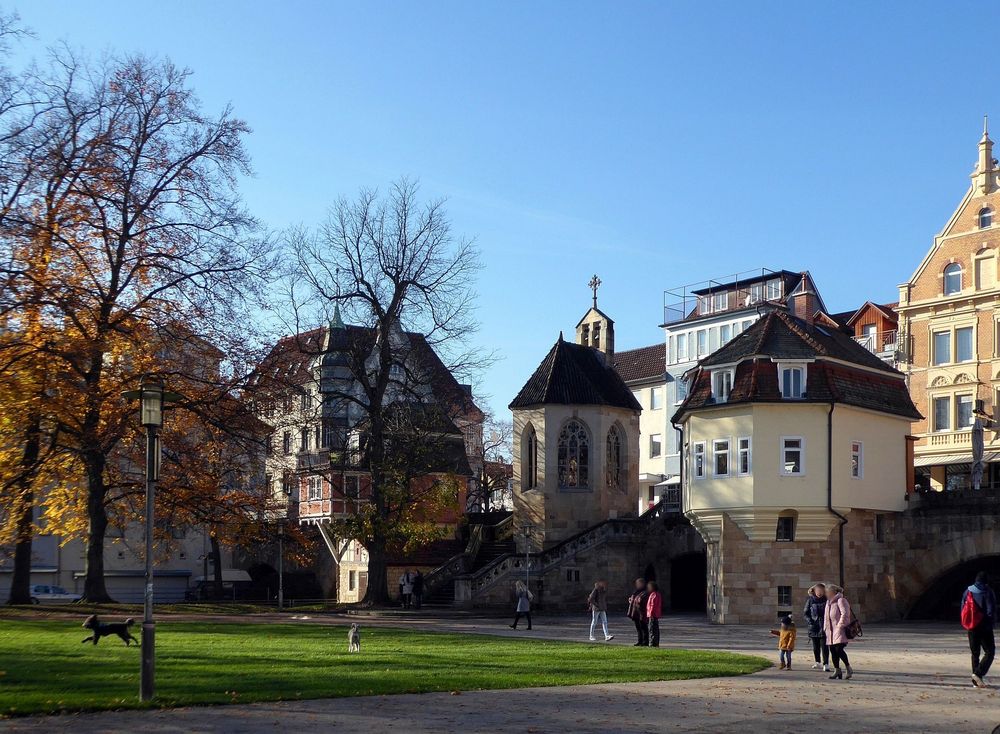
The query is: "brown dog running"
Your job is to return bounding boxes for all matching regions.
[81,615,139,646]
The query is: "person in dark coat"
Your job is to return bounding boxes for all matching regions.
[627,577,649,646]
[412,571,424,610]
[803,583,830,672]
[964,571,997,688]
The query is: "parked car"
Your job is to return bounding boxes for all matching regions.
[30,584,80,604]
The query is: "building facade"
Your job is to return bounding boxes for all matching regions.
[673,299,919,623]
[897,124,1000,491]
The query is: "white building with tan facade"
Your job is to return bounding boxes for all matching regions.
[672,290,919,624]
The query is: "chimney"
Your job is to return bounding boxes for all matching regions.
[790,273,819,325]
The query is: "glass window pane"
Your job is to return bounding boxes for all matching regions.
[957,395,974,428]
[933,397,951,431]
[933,331,951,365]
[956,327,974,362]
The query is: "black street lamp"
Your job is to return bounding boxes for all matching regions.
[122,376,180,702]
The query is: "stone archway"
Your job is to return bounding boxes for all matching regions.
[906,555,1000,620]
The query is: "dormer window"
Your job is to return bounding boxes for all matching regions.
[980,207,993,229]
[711,369,733,402]
[712,291,728,312]
[778,364,806,399]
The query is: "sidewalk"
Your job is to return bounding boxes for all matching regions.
[2,615,997,733]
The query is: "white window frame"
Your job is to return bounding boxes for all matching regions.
[777,363,807,399]
[780,436,805,476]
[675,377,689,405]
[713,438,730,477]
[711,369,734,402]
[932,329,951,365]
[692,441,706,479]
[307,475,322,501]
[981,207,994,229]
[956,393,974,429]
[712,291,728,312]
[649,433,662,458]
[676,333,688,361]
[737,436,752,476]
[955,326,974,363]
[943,263,962,296]
[650,386,663,410]
[851,440,863,479]
[696,330,707,357]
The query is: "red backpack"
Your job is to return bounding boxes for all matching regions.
[961,591,985,631]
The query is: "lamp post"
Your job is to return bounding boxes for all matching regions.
[522,525,532,590]
[122,376,180,702]
[277,519,284,610]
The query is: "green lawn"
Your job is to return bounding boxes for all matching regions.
[0,619,769,717]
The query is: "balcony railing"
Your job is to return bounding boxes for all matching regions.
[854,330,897,355]
[926,430,972,447]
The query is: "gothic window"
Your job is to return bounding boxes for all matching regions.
[557,419,590,489]
[606,424,624,490]
[980,207,993,229]
[523,423,538,490]
[944,263,963,295]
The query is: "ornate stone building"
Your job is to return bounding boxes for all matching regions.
[898,121,1000,491]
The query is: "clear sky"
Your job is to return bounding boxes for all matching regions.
[7,2,997,416]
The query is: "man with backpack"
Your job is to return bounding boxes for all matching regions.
[962,571,997,688]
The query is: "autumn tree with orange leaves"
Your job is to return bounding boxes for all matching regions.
[0,46,276,601]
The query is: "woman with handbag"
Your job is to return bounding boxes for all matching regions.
[823,584,855,680]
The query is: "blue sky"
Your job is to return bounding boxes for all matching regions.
[8,2,997,416]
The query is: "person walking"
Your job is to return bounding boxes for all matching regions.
[399,570,414,609]
[510,580,533,630]
[412,570,424,610]
[962,571,997,688]
[627,577,649,646]
[803,583,830,672]
[646,580,663,647]
[823,584,854,680]
[770,614,797,670]
[587,581,614,641]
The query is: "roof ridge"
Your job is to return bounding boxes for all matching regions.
[753,312,775,354]
[776,310,827,354]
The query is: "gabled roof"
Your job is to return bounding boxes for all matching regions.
[699,310,898,374]
[613,343,666,384]
[844,301,898,327]
[509,337,641,411]
[674,310,920,421]
[575,306,614,328]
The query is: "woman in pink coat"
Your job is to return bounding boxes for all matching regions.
[823,584,854,680]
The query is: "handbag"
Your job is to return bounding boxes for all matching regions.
[845,612,863,640]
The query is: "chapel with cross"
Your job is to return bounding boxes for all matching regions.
[575,273,615,359]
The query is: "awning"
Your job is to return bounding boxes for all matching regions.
[914,452,1000,468]
[654,475,680,487]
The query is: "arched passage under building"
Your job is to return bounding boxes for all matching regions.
[907,555,1000,620]
[670,551,707,613]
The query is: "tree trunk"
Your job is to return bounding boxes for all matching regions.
[7,415,41,605]
[81,448,114,603]
[361,541,390,607]
[209,533,224,598]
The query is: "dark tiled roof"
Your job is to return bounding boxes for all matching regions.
[673,310,920,421]
[509,338,642,411]
[700,310,898,374]
[614,343,666,384]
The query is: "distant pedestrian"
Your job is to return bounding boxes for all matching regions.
[412,571,424,610]
[770,614,797,670]
[627,577,649,647]
[510,580,533,630]
[823,584,854,680]
[962,571,997,688]
[587,581,614,642]
[399,570,414,609]
[803,583,830,671]
[646,580,663,647]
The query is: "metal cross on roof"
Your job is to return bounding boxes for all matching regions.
[589,274,601,308]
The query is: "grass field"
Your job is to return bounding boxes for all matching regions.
[0,619,769,717]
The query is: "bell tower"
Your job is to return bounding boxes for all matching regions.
[575,274,615,361]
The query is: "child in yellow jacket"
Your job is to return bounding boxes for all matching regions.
[770,615,797,670]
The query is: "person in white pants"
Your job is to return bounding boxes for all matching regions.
[587,580,614,641]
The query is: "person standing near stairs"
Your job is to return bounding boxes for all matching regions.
[587,580,614,642]
[510,580,533,630]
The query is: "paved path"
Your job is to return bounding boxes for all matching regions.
[2,614,998,733]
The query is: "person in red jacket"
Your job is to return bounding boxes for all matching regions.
[646,580,663,647]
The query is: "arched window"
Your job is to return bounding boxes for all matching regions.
[606,424,624,490]
[944,263,963,296]
[557,419,590,489]
[522,424,538,490]
[980,207,993,229]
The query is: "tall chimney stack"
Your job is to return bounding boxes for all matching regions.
[790,273,819,325]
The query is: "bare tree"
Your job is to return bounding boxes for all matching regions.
[284,180,487,605]
[469,411,513,512]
